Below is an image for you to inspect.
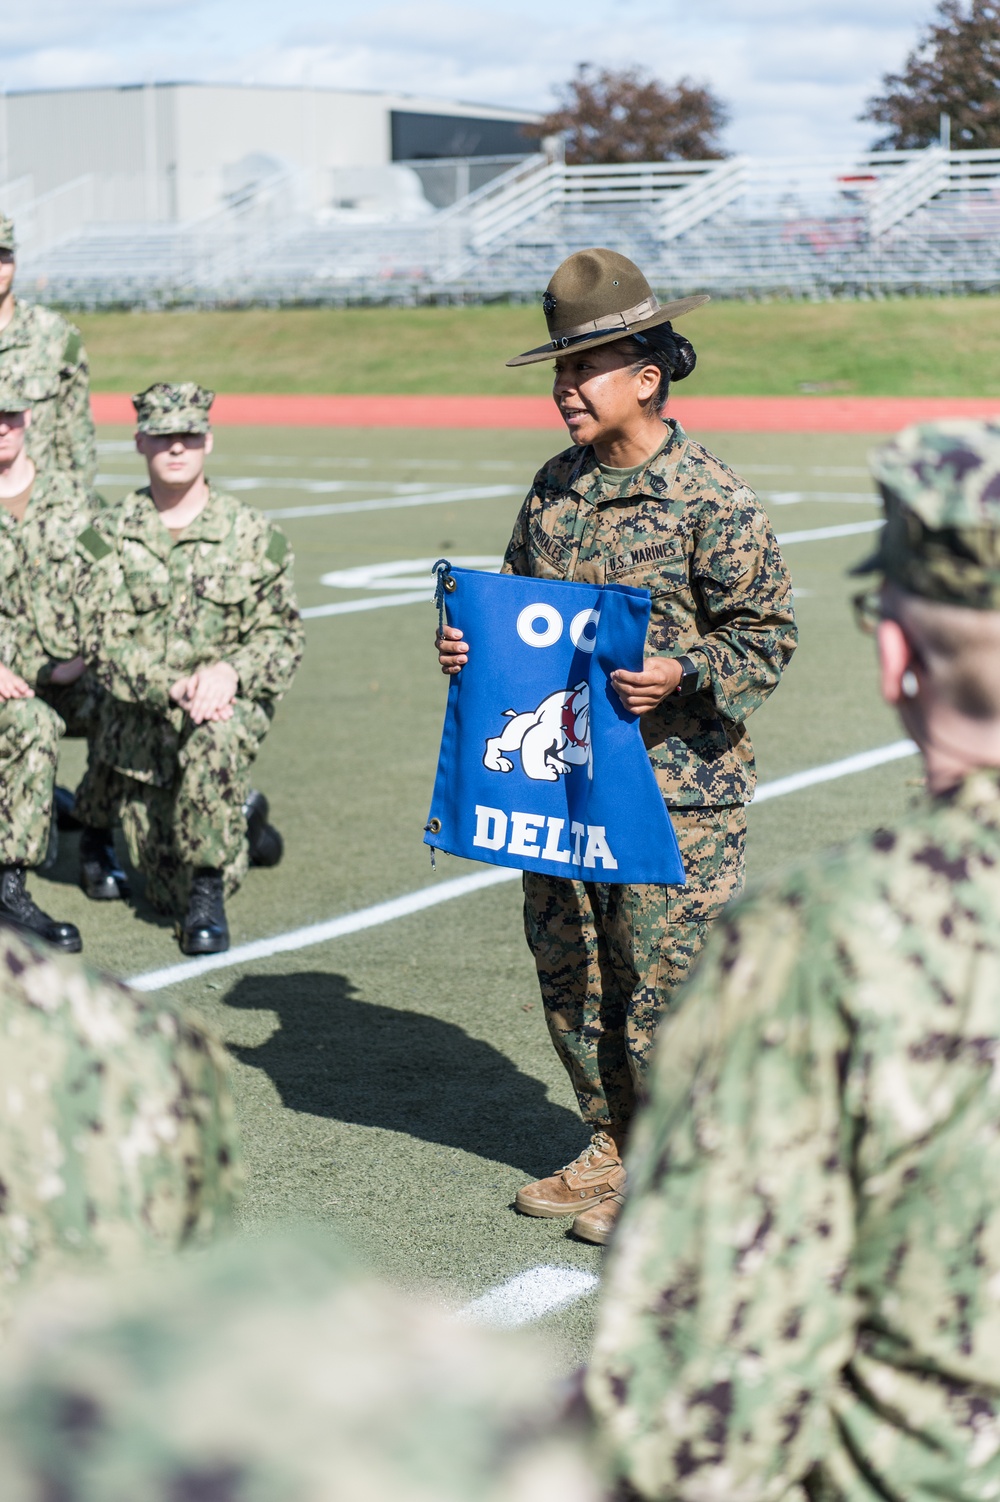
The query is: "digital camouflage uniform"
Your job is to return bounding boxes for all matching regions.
[588,420,1000,1501]
[77,482,303,914]
[0,924,241,1332]
[0,460,113,859]
[0,247,96,485]
[0,1235,598,1502]
[0,534,59,867]
[504,418,797,1126]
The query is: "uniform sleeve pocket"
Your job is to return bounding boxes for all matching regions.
[694,547,755,589]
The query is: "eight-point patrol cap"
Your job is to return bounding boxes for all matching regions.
[0,375,30,414]
[506,248,709,367]
[0,214,15,254]
[133,381,214,435]
[853,418,1000,609]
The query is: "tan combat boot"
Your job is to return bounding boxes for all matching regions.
[572,1191,625,1245]
[515,1128,627,1218]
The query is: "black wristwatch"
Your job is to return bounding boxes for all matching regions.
[674,655,700,697]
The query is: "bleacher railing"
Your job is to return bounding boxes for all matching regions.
[13,146,1000,305]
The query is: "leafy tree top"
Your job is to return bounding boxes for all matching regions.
[534,65,729,164]
[861,0,1000,149]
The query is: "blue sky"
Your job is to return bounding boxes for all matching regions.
[4,0,936,156]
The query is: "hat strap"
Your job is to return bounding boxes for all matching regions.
[550,294,660,349]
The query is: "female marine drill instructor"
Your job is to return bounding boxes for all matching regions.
[437,250,797,1244]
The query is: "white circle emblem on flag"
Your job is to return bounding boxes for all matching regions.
[516,603,563,648]
[569,608,600,654]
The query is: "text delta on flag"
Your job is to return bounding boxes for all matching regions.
[425,568,686,886]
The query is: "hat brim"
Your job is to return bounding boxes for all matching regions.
[505,294,710,368]
[135,420,212,436]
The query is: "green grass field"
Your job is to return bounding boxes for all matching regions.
[37,420,920,1367]
[76,296,1000,397]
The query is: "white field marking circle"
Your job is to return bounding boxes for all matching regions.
[320,556,502,593]
[517,602,563,648]
[569,608,600,653]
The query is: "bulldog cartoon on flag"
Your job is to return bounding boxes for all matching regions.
[483,682,593,782]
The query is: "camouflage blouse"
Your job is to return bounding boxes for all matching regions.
[502,419,797,807]
[76,484,304,711]
[0,301,97,485]
[589,769,1000,1501]
[0,467,99,682]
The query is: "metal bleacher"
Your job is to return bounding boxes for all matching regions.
[11,146,1000,306]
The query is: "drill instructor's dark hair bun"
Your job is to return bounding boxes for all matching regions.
[617,322,697,409]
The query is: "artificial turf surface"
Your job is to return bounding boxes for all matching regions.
[75,296,1000,399]
[40,421,918,1368]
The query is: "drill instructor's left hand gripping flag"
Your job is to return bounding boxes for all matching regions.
[425,567,685,886]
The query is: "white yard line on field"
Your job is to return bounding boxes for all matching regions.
[456,1266,600,1328]
[94,475,444,496]
[263,485,521,521]
[301,591,434,618]
[753,739,917,802]
[765,491,877,506]
[126,738,920,994]
[96,482,523,519]
[128,867,519,992]
[775,518,882,545]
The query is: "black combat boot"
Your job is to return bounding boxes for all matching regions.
[79,827,131,902]
[244,789,283,868]
[180,868,229,955]
[0,866,82,953]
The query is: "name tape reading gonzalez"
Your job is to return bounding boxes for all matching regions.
[424,568,685,886]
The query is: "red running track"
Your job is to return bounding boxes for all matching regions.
[91,392,1000,433]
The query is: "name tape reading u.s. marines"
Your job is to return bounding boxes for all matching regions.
[425,568,685,885]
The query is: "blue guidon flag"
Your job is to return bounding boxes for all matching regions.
[425,567,686,886]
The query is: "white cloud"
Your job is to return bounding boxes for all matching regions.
[0,0,935,156]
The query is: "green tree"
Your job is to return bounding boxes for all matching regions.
[861,0,1000,149]
[534,65,729,164]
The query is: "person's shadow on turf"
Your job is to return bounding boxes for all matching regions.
[224,970,583,1178]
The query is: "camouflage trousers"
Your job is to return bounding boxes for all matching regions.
[98,698,271,916]
[38,674,118,829]
[522,804,746,1130]
[0,695,63,867]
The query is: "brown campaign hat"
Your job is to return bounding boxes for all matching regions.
[506,248,708,367]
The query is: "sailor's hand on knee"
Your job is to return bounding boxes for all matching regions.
[49,654,87,686]
[0,663,33,699]
[184,662,239,724]
[611,659,682,714]
[436,624,469,675]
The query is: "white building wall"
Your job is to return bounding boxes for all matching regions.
[1,84,538,224]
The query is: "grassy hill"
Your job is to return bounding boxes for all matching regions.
[75,296,1000,398]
